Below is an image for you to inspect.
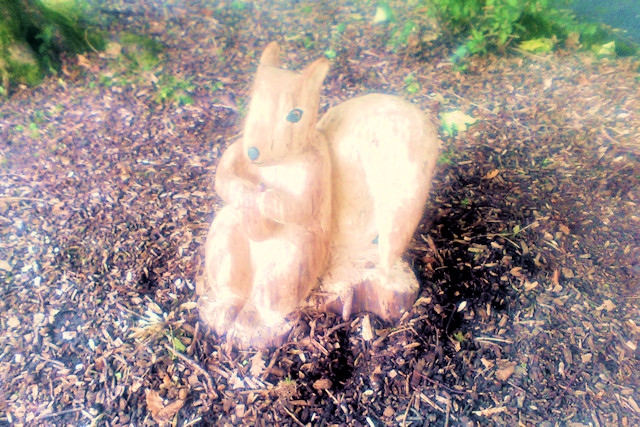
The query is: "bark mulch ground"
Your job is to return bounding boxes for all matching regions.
[0,1,638,426]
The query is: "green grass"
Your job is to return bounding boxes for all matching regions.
[404,73,421,94]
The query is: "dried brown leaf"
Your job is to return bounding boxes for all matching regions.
[509,267,523,277]
[250,351,266,377]
[146,389,184,424]
[146,388,185,421]
[156,399,184,422]
[484,169,500,179]
[76,54,92,69]
[495,362,516,381]
[524,281,539,291]
[313,379,332,390]
[481,358,495,369]
[596,299,616,311]
[145,389,164,417]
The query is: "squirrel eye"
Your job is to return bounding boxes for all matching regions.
[286,108,303,123]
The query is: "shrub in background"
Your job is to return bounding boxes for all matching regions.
[380,0,637,66]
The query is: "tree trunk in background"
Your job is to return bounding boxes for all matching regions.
[0,0,105,94]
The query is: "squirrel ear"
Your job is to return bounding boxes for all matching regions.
[301,57,330,95]
[260,42,281,67]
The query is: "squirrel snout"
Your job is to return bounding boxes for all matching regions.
[247,147,260,161]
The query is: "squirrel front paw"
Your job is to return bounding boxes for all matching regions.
[234,187,277,241]
[227,304,293,348]
[198,296,243,337]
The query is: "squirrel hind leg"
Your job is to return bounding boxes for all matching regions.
[201,207,253,336]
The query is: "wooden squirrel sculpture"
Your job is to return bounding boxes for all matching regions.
[198,42,439,348]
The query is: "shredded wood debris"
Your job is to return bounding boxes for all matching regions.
[0,0,638,426]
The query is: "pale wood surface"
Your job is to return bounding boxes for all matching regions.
[198,42,439,348]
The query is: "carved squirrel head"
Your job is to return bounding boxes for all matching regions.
[242,42,330,165]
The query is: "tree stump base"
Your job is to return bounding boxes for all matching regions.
[317,247,420,322]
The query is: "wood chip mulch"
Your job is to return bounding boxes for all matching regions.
[0,1,638,426]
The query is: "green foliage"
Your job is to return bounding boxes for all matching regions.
[210,80,224,91]
[36,0,106,54]
[28,121,39,137]
[99,34,196,107]
[404,73,420,94]
[440,110,477,135]
[3,42,43,85]
[323,20,348,58]
[1,3,40,90]
[230,0,246,11]
[390,20,419,48]
[519,37,555,52]
[154,75,195,106]
[119,32,163,70]
[453,331,466,342]
[437,147,455,165]
[376,0,430,51]
[302,35,315,50]
[324,49,337,59]
[434,0,482,32]
[315,14,349,59]
[385,0,637,65]
[169,334,186,353]
[430,0,574,61]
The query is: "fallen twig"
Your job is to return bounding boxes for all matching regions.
[0,196,48,203]
[282,405,306,427]
[183,417,203,427]
[474,336,514,344]
[401,392,414,427]
[447,89,496,115]
[473,406,508,416]
[419,393,446,413]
